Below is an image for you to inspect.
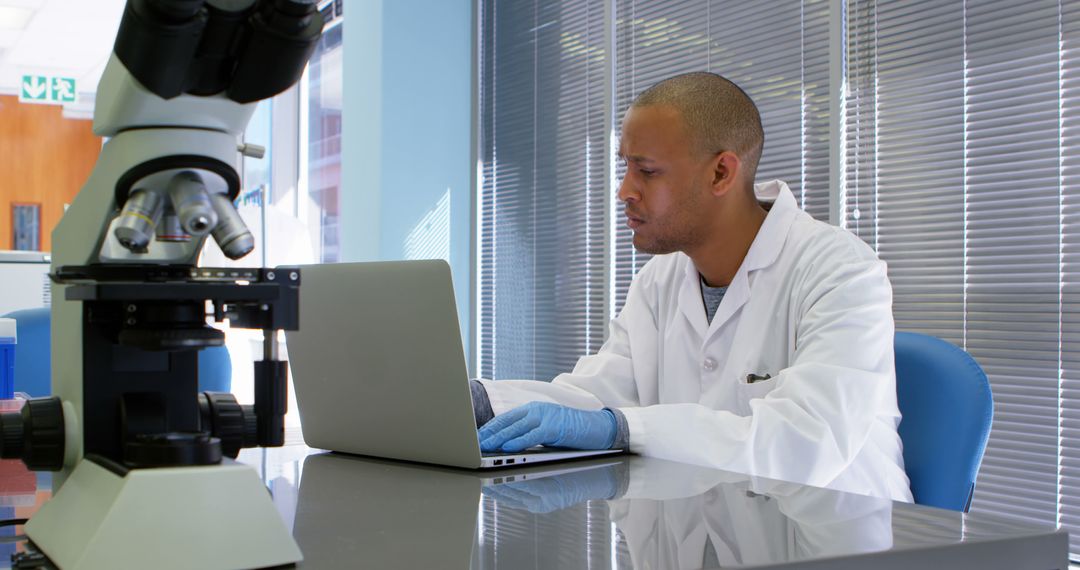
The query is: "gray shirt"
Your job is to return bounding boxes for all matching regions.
[701,274,729,324]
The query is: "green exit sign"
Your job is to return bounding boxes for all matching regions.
[19,75,76,105]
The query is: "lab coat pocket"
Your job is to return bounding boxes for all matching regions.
[735,373,778,416]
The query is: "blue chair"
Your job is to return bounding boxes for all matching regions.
[198,343,232,393]
[895,331,993,512]
[2,307,232,396]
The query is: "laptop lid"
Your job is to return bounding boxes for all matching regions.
[287,260,484,468]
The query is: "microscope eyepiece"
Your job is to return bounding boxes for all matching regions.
[115,0,322,101]
[115,0,208,99]
[143,0,206,22]
[267,0,317,24]
[226,0,323,103]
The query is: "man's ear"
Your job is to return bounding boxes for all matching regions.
[710,151,742,197]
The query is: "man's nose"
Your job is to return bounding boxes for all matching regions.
[616,175,638,203]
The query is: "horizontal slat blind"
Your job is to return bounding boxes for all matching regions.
[478,0,608,381]
[964,0,1061,529]
[611,0,710,309]
[849,0,1070,552]
[481,1,834,379]
[1059,0,1080,557]
[612,0,832,310]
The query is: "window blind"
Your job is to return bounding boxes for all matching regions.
[478,0,608,380]
[848,0,1074,554]
[480,0,1080,559]
[1057,0,1080,556]
[611,0,832,309]
[480,0,838,373]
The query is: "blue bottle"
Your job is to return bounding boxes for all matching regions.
[0,319,15,400]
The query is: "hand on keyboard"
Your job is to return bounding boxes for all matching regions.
[478,402,617,453]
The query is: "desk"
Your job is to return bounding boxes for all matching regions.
[258,446,1065,569]
[1,444,1069,569]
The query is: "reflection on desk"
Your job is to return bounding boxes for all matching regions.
[0,445,1067,569]
[287,451,1067,570]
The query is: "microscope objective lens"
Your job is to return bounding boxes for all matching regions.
[167,172,218,236]
[114,189,165,252]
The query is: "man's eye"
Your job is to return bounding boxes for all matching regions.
[640,169,656,176]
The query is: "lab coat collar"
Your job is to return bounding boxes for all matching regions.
[741,179,799,273]
[678,180,799,338]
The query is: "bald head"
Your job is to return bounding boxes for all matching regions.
[632,72,764,181]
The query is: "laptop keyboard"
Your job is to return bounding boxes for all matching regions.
[482,448,551,458]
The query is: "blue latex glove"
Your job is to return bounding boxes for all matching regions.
[478,402,617,453]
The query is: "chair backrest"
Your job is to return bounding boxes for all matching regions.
[1,307,232,396]
[895,331,993,512]
[198,345,232,393]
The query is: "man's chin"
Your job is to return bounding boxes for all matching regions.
[632,235,675,255]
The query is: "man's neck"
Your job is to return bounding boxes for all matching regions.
[688,199,768,288]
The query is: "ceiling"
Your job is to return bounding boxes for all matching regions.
[0,0,127,118]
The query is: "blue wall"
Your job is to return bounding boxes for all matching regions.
[342,0,473,365]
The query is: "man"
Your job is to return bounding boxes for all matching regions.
[473,72,912,502]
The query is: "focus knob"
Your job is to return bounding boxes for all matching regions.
[204,392,246,458]
[22,397,65,471]
[0,410,24,459]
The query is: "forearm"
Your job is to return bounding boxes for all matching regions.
[470,379,495,428]
[477,377,614,415]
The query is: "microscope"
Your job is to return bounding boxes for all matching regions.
[0,1,322,568]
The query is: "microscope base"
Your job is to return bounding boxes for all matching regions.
[25,457,302,570]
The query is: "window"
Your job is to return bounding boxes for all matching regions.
[243,101,273,199]
[478,0,608,381]
[305,15,344,263]
[478,0,832,379]
[847,0,1080,558]
[482,0,1080,560]
[611,0,831,308]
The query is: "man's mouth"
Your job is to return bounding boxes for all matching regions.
[625,211,644,229]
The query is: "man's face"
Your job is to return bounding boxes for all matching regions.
[617,105,715,255]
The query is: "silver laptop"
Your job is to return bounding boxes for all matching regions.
[286,260,622,469]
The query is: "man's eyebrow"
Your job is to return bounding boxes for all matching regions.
[618,152,656,164]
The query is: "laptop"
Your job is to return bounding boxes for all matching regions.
[285,260,622,469]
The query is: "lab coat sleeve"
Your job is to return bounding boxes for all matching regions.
[477,266,654,415]
[619,241,895,490]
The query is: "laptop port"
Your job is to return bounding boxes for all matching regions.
[494,459,503,466]
[506,458,516,464]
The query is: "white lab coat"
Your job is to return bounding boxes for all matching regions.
[479,180,913,502]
